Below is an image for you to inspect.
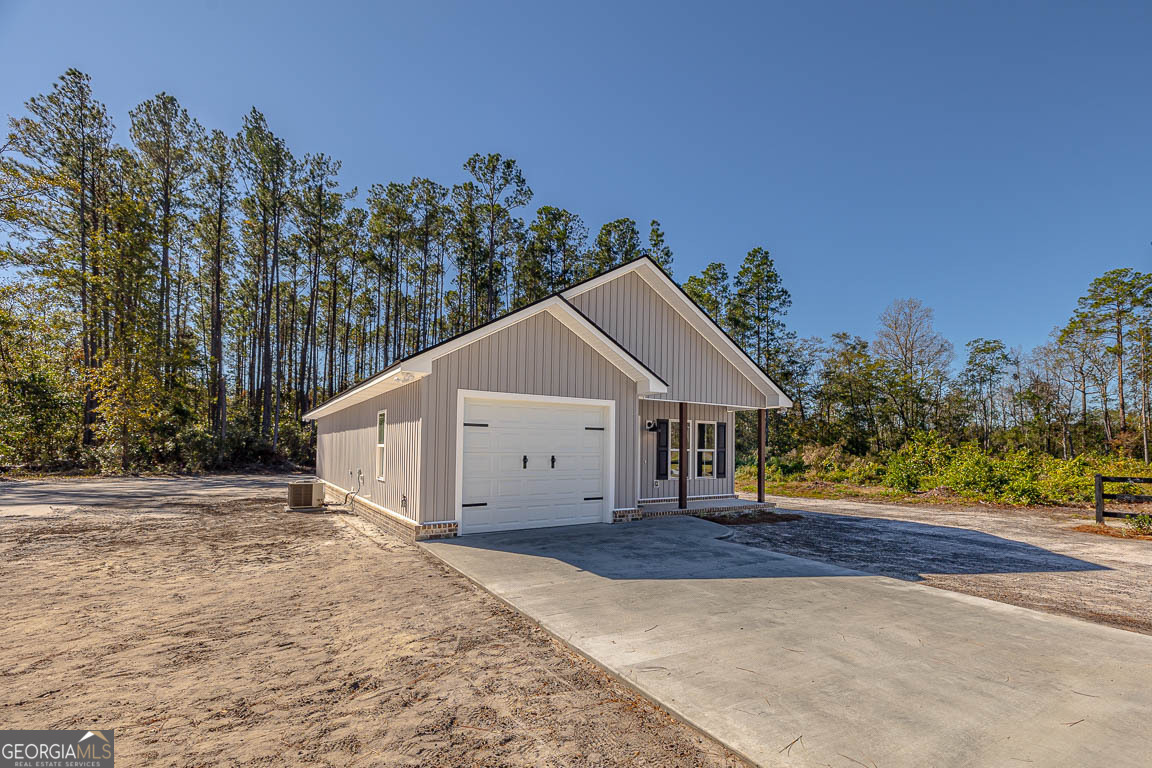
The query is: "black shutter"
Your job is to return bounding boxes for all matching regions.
[655,419,669,480]
[717,422,727,478]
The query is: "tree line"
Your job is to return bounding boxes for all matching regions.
[1,69,1145,474]
[686,264,1151,467]
[0,69,688,471]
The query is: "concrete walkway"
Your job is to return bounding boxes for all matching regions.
[423,517,1152,768]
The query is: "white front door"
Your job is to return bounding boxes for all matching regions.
[459,396,609,534]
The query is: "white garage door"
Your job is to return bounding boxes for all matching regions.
[460,397,609,534]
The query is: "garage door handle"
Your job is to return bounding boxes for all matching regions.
[522,455,528,469]
[551,455,556,468]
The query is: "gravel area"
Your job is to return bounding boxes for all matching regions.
[730,493,1152,635]
[0,491,743,767]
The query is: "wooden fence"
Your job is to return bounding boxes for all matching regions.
[1094,474,1152,523]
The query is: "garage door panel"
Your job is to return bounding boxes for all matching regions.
[463,428,492,449]
[580,431,605,449]
[493,477,526,496]
[462,450,494,470]
[461,397,610,534]
[463,477,494,497]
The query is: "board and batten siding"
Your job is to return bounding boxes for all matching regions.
[638,401,735,501]
[569,271,767,408]
[315,378,422,520]
[419,310,639,524]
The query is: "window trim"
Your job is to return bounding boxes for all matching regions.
[375,410,387,482]
[695,420,717,479]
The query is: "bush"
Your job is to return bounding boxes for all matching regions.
[754,434,1151,508]
[883,451,923,492]
[997,450,1044,505]
[1036,454,1096,504]
[843,456,886,486]
[882,432,951,492]
[1126,514,1152,536]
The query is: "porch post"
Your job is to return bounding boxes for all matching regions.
[757,408,766,502]
[678,401,688,510]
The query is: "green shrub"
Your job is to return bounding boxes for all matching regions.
[767,455,806,478]
[883,432,951,492]
[1036,454,1096,503]
[1126,514,1152,536]
[883,451,923,492]
[843,456,885,486]
[940,445,997,496]
[998,450,1043,505]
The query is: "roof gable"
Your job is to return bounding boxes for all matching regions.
[564,258,793,409]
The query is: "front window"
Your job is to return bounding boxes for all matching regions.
[376,411,387,482]
[696,422,716,478]
[669,419,691,478]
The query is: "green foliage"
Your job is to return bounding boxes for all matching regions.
[883,451,923,492]
[1126,514,1152,535]
[1035,454,1096,503]
[882,431,949,492]
[841,456,886,486]
[773,434,1149,507]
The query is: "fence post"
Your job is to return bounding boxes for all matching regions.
[1095,474,1104,524]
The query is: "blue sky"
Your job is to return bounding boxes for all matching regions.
[1,0,1148,356]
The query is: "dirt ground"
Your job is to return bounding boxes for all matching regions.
[0,495,743,768]
[734,493,1152,635]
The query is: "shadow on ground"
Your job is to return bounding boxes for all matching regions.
[725,509,1110,580]
[433,514,1107,581]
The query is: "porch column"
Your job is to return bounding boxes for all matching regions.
[678,401,688,510]
[757,408,766,503]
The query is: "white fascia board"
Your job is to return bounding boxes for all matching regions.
[303,365,429,421]
[563,259,648,298]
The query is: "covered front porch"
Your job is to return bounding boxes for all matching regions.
[634,398,775,517]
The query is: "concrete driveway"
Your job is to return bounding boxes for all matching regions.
[424,517,1152,768]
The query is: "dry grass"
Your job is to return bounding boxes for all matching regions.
[1071,523,1152,541]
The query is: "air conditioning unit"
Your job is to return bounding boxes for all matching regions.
[287,480,325,511]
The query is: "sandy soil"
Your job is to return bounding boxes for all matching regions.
[0,496,743,767]
[733,493,1152,635]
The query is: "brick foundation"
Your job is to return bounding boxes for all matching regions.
[615,501,777,523]
[325,483,769,539]
[323,485,458,542]
[636,493,738,505]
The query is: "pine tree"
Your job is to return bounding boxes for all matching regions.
[647,219,673,273]
[588,218,643,275]
[6,68,114,447]
[129,93,202,373]
[683,262,731,328]
[463,153,531,320]
[192,128,235,446]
